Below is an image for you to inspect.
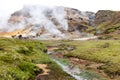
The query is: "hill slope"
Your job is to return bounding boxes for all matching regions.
[94,10,120,39]
[0,6,95,39]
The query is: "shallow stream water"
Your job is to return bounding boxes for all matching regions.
[47,41,105,80]
[52,59,83,80]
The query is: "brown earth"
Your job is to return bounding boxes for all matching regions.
[36,64,50,75]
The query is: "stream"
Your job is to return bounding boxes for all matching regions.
[51,58,103,80]
[46,40,104,80]
[47,49,83,80]
[52,59,83,80]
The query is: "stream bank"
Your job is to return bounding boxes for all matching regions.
[47,44,106,80]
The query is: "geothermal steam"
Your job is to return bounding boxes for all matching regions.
[0,5,68,37]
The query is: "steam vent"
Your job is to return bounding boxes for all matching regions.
[0,6,96,40]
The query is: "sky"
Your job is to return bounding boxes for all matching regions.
[0,0,120,17]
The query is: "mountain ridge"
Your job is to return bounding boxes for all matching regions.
[0,6,119,39]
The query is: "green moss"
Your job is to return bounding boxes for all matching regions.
[47,62,75,80]
[79,70,104,80]
[0,38,76,80]
[98,63,120,78]
[59,58,69,65]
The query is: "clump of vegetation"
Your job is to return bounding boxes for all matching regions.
[0,38,47,80]
[59,58,69,65]
[98,34,113,40]
[79,70,104,80]
[98,63,120,78]
[95,22,120,40]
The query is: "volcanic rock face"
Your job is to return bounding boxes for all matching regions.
[66,8,93,32]
[0,6,95,39]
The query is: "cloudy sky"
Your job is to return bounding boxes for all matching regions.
[0,0,120,17]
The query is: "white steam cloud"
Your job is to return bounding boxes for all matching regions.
[0,5,68,37]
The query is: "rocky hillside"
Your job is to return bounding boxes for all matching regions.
[94,10,120,39]
[0,6,95,39]
[66,8,94,32]
[0,6,120,40]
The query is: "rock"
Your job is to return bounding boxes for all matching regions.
[94,10,116,25]
[66,8,95,32]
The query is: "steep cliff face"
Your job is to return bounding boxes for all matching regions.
[94,10,120,39]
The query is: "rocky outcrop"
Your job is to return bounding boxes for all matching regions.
[66,8,88,32]
[66,8,94,32]
[94,10,116,25]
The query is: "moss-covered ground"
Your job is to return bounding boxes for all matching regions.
[1,38,120,80]
[0,38,75,80]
